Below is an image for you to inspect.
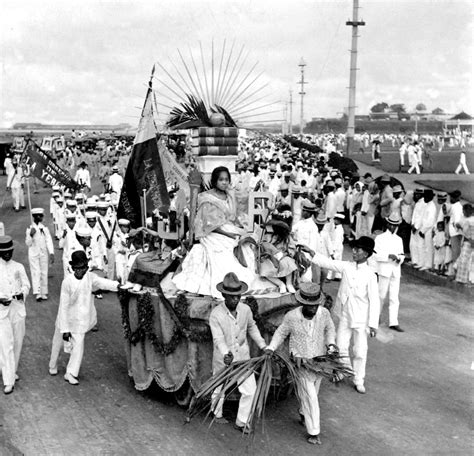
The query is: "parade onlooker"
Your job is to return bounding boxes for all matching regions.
[455,204,474,285]
[447,190,464,277]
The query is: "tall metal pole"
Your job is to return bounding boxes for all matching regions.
[346,0,365,155]
[289,89,293,134]
[282,101,288,134]
[298,58,307,135]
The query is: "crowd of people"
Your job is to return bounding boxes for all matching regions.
[0,130,472,446]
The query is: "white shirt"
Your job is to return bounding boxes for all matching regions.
[372,230,405,278]
[449,201,463,237]
[56,272,118,333]
[25,223,54,256]
[108,173,124,194]
[312,254,380,328]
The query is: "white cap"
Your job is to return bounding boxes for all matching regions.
[97,201,109,209]
[85,211,98,219]
[66,199,77,206]
[118,219,130,226]
[76,226,92,237]
[31,208,45,215]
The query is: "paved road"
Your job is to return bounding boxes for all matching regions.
[0,177,472,455]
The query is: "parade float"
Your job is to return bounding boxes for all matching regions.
[115,50,334,406]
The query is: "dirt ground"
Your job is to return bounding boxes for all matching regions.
[0,177,472,456]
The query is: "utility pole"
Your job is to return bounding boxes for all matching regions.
[282,101,288,134]
[346,0,365,155]
[298,58,307,135]
[289,90,294,134]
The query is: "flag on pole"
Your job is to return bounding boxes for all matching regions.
[21,139,78,190]
[118,67,170,227]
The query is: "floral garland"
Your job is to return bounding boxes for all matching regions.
[118,288,132,340]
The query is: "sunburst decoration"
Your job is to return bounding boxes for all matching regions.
[152,40,283,130]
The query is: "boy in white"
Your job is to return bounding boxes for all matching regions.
[49,250,119,384]
[311,236,380,394]
[327,213,345,281]
[114,219,131,283]
[372,215,405,332]
[25,208,55,301]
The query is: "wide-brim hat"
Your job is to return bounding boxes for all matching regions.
[380,174,391,183]
[0,236,17,252]
[350,236,376,254]
[315,213,328,224]
[385,215,402,225]
[392,185,403,193]
[216,272,248,295]
[292,186,302,194]
[301,201,317,212]
[295,283,324,306]
[266,219,291,235]
[69,250,89,268]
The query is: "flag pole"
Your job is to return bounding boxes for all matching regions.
[25,175,33,225]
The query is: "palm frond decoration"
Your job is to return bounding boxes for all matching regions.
[166,94,211,129]
[212,105,238,128]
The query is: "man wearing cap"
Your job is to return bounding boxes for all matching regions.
[74,161,91,193]
[85,212,107,274]
[6,159,26,212]
[108,165,123,195]
[417,189,437,271]
[265,283,337,445]
[378,174,394,221]
[311,236,380,393]
[97,201,117,279]
[49,250,120,384]
[322,181,337,221]
[114,219,131,283]
[53,195,66,240]
[409,189,425,266]
[0,236,31,393]
[372,216,405,332]
[25,208,54,301]
[209,272,267,433]
[407,140,420,174]
[63,226,92,275]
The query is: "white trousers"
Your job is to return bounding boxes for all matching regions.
[212,372,256,426]
[298,370,322,436]
[378,275,400,326]
[0,316,15,387]
[29,252,49,296]
[455,163,470,174]
[9,301,25,373]
[410,231,421,265]
[49,326,85,377]
[399,153,405,166]
[336,315,368,386]
[420,231,434,269]
[407,163,420,174]
[11,186,25,210]
[106,248,115,279]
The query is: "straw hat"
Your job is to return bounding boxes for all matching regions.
[0,236,16,252]
[295,283,324,306]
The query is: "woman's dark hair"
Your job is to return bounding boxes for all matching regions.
[210,166,231,188]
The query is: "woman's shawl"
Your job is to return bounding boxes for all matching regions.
[194,190,236,239]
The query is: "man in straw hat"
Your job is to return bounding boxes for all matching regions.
[25,208,55,301]
[0,236,31,393]
[372,215,405,332]
[265,283,337,445]
[49,250,120,384]
[311,236,380,394]
[209,272,267,434]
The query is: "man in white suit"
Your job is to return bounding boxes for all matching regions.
[373,215,405,332]
[311,236,380,394]
[25,208,55,301]
[0,236,31,394]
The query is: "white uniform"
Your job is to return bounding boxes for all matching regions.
[108,172,124,194]
[373,231,404,326]
[89,226,107,272]
[49,272,118,377]
[327,224,344,280]
[97,215,117,279]
[410,200,425,266]
[0,258,31,385]
[407,145,420,174]
[25,223,54,298]
[6,166,25,210]
[311,254,380,387]
[418,200,437,269]
[63,238,92,276]
[455,152,470,175]
[113,231,129,283]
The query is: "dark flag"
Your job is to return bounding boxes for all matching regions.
[117,69,170,227]
[21,139,78,190]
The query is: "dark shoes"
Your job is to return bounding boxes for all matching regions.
[389,325,405,332]
[307,435,321,445]
[234,423,252,435]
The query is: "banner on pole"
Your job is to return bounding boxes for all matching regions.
[21,140,78,190]
[158,138,190,198]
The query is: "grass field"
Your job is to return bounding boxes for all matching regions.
[415,179,474,203]
[354,146,474,173]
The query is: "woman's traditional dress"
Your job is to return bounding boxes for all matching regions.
[172,190,274,298]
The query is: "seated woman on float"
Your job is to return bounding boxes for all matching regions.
[172,166,274,299]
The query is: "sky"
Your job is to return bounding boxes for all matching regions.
[0,0,473,128]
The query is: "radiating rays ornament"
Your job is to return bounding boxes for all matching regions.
[152,40,281,130]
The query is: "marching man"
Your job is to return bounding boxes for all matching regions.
[97,201,117,279]
[311,236,380,394]
[25,208,55,301]
[49,250,120,384]
[265,283,337,445]
[6,159,26,212]
[0,236,31,394]
[372,215,405,332]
